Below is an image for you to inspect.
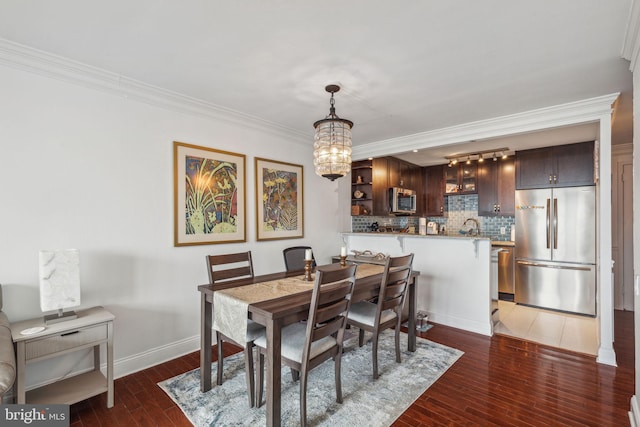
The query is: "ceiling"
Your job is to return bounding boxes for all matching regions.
[0,1,634,166]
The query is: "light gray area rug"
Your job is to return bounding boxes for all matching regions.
[158,330,463,426]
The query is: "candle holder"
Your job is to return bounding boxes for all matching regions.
[339,255,347,267]
[303,259,313,281]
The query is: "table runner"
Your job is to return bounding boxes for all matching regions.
[212,263,385,345]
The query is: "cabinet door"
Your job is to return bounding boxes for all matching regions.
[477,161,498,216]
[444,165,460,194]
[497,157,515,215]
[372,157,389,215]
[425,165,445,216]
[387,157,401,188]
[555,141,594,187]
[516,147,555,189]
[459,162,477,193]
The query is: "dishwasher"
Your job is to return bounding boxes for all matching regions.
[498,246,515,296]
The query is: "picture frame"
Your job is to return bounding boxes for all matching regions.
[255,157,304,241]
[173,141,246,246]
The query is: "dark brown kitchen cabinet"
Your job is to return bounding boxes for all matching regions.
[350,160,374,216]
[516,141,594,189]
[424,165,445,216]
[478,157,515,216]
[350,157,392,216]
[388,156,420,189]
[444,162,477,194]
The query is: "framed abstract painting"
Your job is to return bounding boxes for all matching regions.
[173,141,246,246]
[255,157,303,241]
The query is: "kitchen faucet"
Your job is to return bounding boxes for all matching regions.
[464,218,480,236]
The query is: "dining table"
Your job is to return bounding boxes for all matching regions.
[198,261,419,427]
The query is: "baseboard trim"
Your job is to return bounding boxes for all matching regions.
[596,346,618,367]
[630,395,640,427]
[427,313,492,337]
[114,335,200,379]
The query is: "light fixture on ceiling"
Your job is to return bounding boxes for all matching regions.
[478,153,484,163]
[492,152,497,161]
[501,151,507,159]
[466,156,471,165]
[313,84,353,181]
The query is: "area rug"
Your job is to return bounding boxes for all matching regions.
[158,330,463,426]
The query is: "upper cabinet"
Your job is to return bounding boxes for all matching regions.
[387,156,421,190]
[424,164,445,216]
[371,157,390,216]
[445,162,477,194]
[350,156,421,216]
[516,141,595,189]
[478,157,515,216]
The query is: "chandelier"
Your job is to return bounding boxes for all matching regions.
[313,84,353,181]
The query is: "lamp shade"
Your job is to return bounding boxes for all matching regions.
[39,249,81,313]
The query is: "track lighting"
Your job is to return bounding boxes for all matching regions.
[445,147,509,165]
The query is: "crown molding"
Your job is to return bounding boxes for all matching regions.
[0,38,309,143]
[353,93,620,160]
[622,0,640,71]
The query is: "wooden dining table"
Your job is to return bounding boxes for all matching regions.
[198,262,419,427]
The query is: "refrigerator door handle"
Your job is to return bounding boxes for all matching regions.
[516,260,592,271]
[553,198,558,250]
[546,198,550,249]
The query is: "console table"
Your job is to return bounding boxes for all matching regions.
[10,306,114,407]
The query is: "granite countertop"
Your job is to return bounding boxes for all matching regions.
[490,240,515,247]
[345,231,517,246]
[343,231,492,240]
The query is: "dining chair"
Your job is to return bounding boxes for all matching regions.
[206,251,263,407]
[255,264,358,426]
[282,246,316,272]
[346,253,414,379]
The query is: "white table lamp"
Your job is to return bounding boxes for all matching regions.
[39,249,81,324]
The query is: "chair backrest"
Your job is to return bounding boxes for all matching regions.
[302,264,357,368]
[283,246,316,272]
[206,251,254,284]
[375,253,414,323]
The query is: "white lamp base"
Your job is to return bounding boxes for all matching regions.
[44,309,78,325]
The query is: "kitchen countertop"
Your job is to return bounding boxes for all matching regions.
[490,240,515,247]
[346,231,489,239]
[345,231,497,241]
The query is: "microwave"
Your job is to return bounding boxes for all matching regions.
[389,187,417,214]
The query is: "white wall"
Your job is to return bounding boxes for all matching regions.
[0,64,344,385]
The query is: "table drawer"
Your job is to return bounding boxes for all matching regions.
[25,324,108,360]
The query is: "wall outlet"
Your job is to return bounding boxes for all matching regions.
[500,227,506,235]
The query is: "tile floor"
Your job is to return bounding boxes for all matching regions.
[493,300,598,355]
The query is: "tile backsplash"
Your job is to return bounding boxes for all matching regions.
[351,194,515,241]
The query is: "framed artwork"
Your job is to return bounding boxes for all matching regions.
[173,141,246,246]
[255,157,303,241]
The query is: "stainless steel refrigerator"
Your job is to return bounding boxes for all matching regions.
[514,186,596,316]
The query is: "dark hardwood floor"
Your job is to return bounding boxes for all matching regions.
[70,310,635,426]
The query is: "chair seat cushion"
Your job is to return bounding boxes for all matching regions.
[254,322,337,364]
[347,301,397,327]
[246,320,266,342]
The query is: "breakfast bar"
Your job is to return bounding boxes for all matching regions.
[342,232,494,336]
